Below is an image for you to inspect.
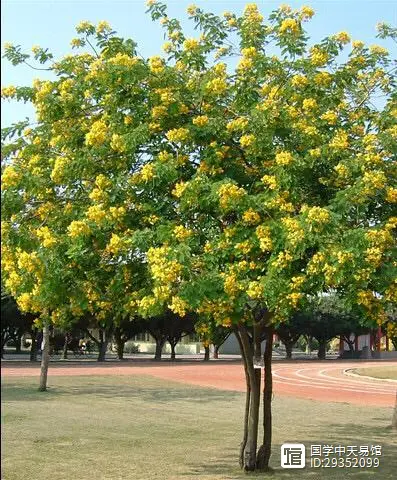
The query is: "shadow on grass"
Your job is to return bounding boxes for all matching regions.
[1,379,242,405]
[183,424,397,480]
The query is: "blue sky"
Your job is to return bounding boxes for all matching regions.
[1,0,396,127]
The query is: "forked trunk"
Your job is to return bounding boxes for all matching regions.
[38,322,50,392]
[114,330,125,360]
[213,345,219,359]
[237,324,262,471]
[256,328,274,470]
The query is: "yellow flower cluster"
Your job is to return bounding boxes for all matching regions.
[280,18,300,35]
[221,272,241,297]
[247,281,263,300]
[192,115,209,127]
[168,296,188,317]
[96,20,111,34]
[1,166,21,189]
[314,72,332,86]
[243,3,263,24]
[242,209,261,225]
[106,234,128,255]
[272,251,293,270]
[147,246,182,284]
[329,130,349,150]
[89,188,108,203]
[310,46,329,66]
[133,163,155,183]
[321,111,338,124]
[235,240,252,254]
[275,151,293,166]
[227,117,248,132]
[365,247,382,267]
[218,183,246,209]
[1,85,17,97]
[291,75,308,88]
[240,134,255,148]
[255,225,272,252]
[50,156,68,184]
[282,217,305,247]
[334,32,351,44]
[86,205,107,224]
[307,251,325,274]
[36,226,57,248]
[362,170,386,193]
[85,120,107,147]
[110,134,126,153]
[172,181,187,198]
[261,175,277,190]
[67,220,91,238]
[306,206,330,224]
[336,251,354,265]
[385,186,396,202]
[206,77,227,95]
[369,45,388,56]
[302,98,317,112]
[286,292,303,308]
[300,6,315,19]
[149,56,165,74]
[183,38,199,51]
[173,225,193,241]
[357,290,375,309]
[166,128,189,143]
[109,53,138,68]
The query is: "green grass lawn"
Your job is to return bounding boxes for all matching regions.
[2,374,396,480]
[353,366,397,381]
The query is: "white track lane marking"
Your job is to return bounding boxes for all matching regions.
[271,369,394,395]
[294,367,395,391]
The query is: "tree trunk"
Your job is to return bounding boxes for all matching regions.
[238,324,262,471]
[30,329,38,362]
[203,345,210,361]
[169,341,176,360]
[154,337,165,361]
[257,328,274,471]
[114,329,125,360]
[97,329,108,362]
[213,345,219,359]
[392,392,397,429]
[284,341,292,359]
[38,322,50,392]
[61,333,69,360]
[318,340,327,360]
[15,333,22,353]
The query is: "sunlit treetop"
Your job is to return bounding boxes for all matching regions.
[1,2,396,330]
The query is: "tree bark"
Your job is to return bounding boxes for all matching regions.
[114,329,125,360]
[284,341,292,359]
[15,333,22,353]
[235,329,250,469]
[318,340,327,360]
[169,341,177,360]
[97,329,108,362]
[392,392,397,430]
[30,329,38,362]
[38,322,50,392]
[154,337,165,361]
[257,328,274,471]
[203,345,210,361]
[238,323,261,471]
[213,345,219,359]
[61,333,69,360]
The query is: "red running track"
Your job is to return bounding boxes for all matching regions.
[2,360,396,407]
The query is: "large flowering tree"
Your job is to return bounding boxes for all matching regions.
[2,1,396,471]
